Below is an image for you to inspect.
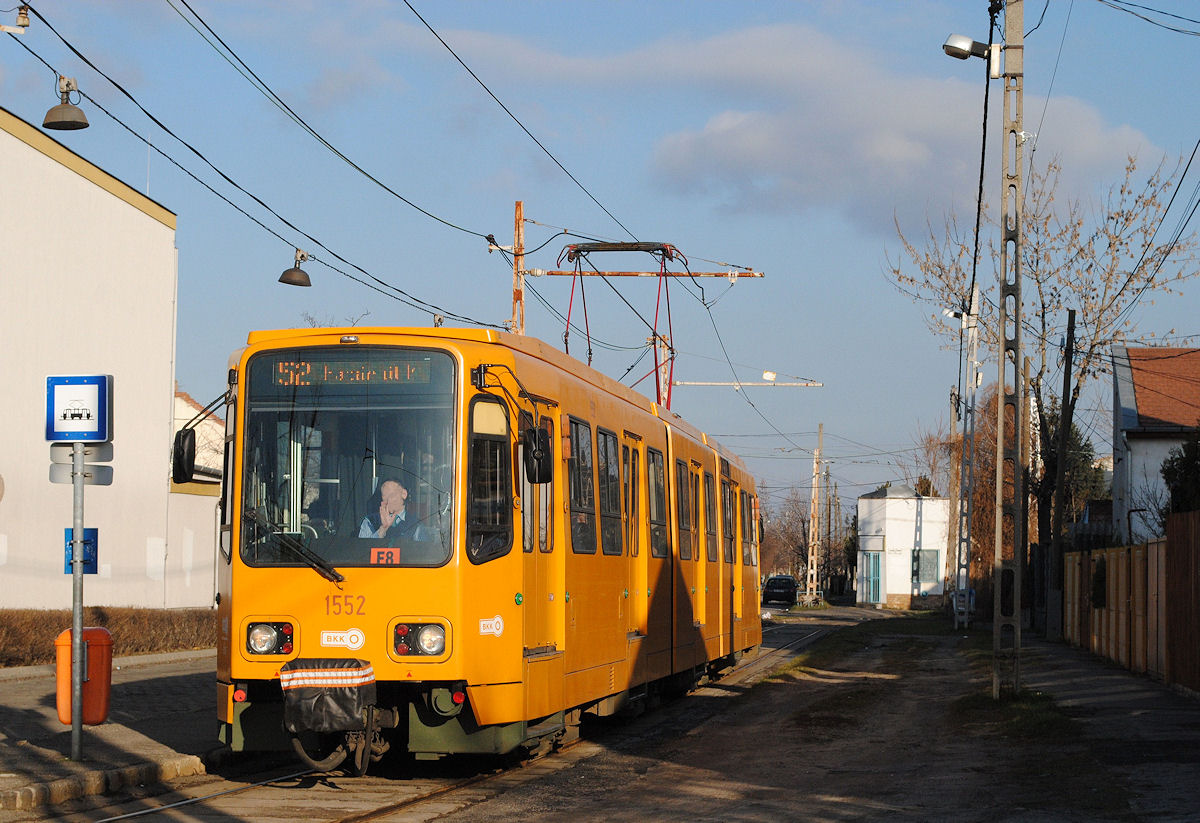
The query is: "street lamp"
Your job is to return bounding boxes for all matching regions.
[279,249,311,287]
[43,76,89,131]
[942,33,1001,77]
[943,33,988,60]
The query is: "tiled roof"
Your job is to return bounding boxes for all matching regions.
[1127,348,1200,429]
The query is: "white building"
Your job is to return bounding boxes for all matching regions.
[1112,346,1200,543]
[856,484,950,610]
[0,106,218,609]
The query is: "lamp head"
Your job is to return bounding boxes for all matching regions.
[943,34,988,60]
[279,249,312,287]
[43,76,88,131]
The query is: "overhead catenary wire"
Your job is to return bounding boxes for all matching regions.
[18,5,498,326]
[166,0,490,243]
[402,0,638,242]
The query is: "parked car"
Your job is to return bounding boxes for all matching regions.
[762,575,799,606]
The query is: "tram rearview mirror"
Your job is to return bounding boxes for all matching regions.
[523,427,552,484]
[172,429,196,484]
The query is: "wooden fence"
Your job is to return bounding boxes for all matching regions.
[1064,510,1199,690]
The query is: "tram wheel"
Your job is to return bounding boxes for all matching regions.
[290,732,349,772]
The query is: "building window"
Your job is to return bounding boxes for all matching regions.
[915,549,939,584]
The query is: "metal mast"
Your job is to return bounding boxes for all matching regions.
[953,282,981,629]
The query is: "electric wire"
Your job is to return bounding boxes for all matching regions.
[402,0,637,242]
[21,4,497,326]
[166,0,490,242]
[1094,0,1200,35]
[1024,0,1074,187]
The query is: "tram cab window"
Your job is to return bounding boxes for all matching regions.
[466,396,513,564]
[239,346,455,570]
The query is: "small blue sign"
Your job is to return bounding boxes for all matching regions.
[64,528,98,574]
[46,375,112,442]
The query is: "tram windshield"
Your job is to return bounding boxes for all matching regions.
[240,345,456,569]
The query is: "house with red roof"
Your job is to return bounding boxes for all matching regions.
[1112,346,1200,542]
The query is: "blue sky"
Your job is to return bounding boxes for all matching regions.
[3,0,1198,510]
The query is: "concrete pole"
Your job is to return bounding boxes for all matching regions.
[992,0,1025,699]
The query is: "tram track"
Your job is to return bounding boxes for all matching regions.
[64,620,827,823]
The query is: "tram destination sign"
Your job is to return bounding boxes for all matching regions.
[272,357,432,387]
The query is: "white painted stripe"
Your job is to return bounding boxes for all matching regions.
[279,666,375,690]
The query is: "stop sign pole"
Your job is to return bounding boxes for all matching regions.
[46,375,113,760]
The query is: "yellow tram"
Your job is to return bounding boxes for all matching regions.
[191,326,761,773]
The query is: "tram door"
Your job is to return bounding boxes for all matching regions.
[623,436,647,682]
[721,479,738,655]
[522,415,563,720]
[521,417,557,652]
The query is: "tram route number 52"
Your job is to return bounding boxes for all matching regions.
[326,595,366,616]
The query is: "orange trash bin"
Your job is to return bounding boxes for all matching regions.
[55,627,113,726]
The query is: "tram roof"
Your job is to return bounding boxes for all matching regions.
[242,325,748,475]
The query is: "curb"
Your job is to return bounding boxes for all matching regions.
[0,749,222,812]
[0,649,216,683]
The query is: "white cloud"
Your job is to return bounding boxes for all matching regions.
[396,21,1161,236]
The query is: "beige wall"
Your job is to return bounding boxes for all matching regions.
[0,107,216,609]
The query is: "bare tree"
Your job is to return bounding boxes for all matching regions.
[895,420,954,498]
[302,310,372,327]
[889,155,1198,549]
[760,486,810,578]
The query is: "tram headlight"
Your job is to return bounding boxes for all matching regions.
[247,623,280,654]
[416,624,446,656]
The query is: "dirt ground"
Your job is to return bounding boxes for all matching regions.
[433,608,1200,822]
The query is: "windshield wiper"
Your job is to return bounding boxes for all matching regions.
[244,510,345,583]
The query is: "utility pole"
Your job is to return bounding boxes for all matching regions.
[511,201,525,335]
[993,0,1025,699]
[807,423,823,603]
[1046,309,1075,639]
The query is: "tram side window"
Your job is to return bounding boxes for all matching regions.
[521,416,554,554]
[624,444,640,557]
[648,448,669,558]
[721,480,736,563]
[597,429,623,555]
[704,472,718,562]
[690,469,700,562]
[740,490,753,565]
[568,418,597,554]
[675,459,692,560]
[466,397,513,565]
[750,493,760,567]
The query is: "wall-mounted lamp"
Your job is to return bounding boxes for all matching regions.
[43,76,89,131]
[279,249,312,287]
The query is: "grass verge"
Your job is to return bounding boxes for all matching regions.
[0,608,217,667]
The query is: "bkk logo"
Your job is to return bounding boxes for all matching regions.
[320,628,365,650]
[479,615,504,637]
